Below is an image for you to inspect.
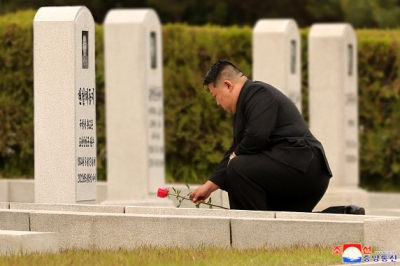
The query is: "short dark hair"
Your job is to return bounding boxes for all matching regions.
[203,59,242,87]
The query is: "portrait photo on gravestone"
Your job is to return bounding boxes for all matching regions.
[82,31,89,69]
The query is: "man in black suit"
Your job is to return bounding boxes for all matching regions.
[191,60,364,214]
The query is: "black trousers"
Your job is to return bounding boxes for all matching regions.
[225,151,331,212]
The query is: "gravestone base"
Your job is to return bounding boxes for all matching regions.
[102,197,174,207]
[313,187,369,212]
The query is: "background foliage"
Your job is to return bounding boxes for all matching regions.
[0,11,34,177]
[162,24,251,183]
[1,10,400,191]
[357,30,400,190]
[2,0,400,28]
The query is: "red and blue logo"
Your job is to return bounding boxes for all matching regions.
[342,243,363,263]
[333,244,397,263]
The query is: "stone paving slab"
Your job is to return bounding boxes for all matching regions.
[364,217,400,256]
[0,202,9,209]
[231,218,364,249]
[92,213,230,250]
[125,206,276,219]
[367,209,400,217]
[0,210,31,231]
[0,230,58,255]
[2,206,400,253]
[276,211,381,221]
[368,192,400,209]
[30,211,94,249]
[30,210,231,249]
[10,202,124,213]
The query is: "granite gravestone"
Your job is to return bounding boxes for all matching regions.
[103,9,171,206]
[34,6,96,203]
[308,24,368,210]
[253,19,302,112]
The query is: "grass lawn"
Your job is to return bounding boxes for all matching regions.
[0,245,343,266]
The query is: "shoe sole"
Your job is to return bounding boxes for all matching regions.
[355,207,365,215]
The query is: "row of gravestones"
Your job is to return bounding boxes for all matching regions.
[33,6,367,209]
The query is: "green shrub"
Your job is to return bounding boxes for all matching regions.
[0,10,35,177]
[357,30,400,191]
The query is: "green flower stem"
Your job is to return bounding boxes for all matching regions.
[169,193,229,210]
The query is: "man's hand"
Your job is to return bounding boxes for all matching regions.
[190,181,219,203]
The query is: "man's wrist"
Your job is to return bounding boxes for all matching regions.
[205,180,219,192]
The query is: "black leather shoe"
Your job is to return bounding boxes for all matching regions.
[344,205,365,215]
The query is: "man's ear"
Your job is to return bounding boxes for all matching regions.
[224,80,234,92]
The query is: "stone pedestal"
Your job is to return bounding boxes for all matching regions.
[308,24,368,211]
[253,19,301,111]
[34,6,97,204]
[103,9,172,206]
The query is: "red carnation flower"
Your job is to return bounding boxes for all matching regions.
[157,186,228,209]
[157,188,169,198]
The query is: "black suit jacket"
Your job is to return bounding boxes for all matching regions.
[209,80,332,190]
